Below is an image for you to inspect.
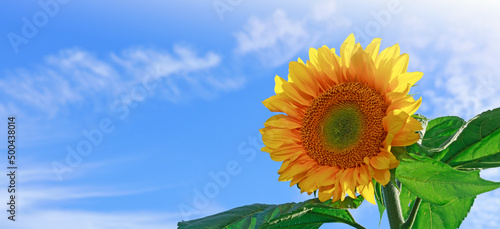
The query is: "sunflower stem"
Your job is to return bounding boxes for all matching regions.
[402,197,422,229]
[383,181,404,229]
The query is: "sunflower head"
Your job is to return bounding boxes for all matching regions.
[260,34,423,204]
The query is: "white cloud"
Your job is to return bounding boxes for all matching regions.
[392,0,500,120]
[234,1,350,67]
[423,34,500,120]
[111,45,221,79]
[0,159,158,207]
[0,159,198,229]
[0,45,244,118]
[1,49,121,117]
[14,157,139,183]
[234,9,311,67]
[14,186,149,209]
[310,1,337,22]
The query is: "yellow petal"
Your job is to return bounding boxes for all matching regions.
[299,177,318,192]
[379,149,399,169]
[264,114,301,129]
[370,153,390,170]
[373,168,390,185]
[389,72,423,93]
[387,96,422,115]
[392,132,420,146]
[318,189,333,202]
[341,168,357,199]
[350,48,376,87]
[385,83,411,103]
[340,33,356,67]
[358,181,376,204]
[374,58,394,94]
[365,38,382,61]
[306,60,330,92]
[317,46,341,85]
[331,187,342,202]
[383,110,408,135]
[390,53,409,80]
[357,164,370,185]
[375,43,400,67]
[277,159,293,174]
[391,115,423,146]
[289,171,308,187]
[297,57,305,65]
[274,75,286,94]
[269,141,303,161]
[281,82,313,107]
[289,61,319,97]
[279,158,316,180]
[315,166,341,186]
[265,97,303,118]
[309,47,319,68]
[262,128,298,147]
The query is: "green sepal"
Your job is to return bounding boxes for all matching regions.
[374,181,386,226]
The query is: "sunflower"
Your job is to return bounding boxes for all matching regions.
[260,34,422,204]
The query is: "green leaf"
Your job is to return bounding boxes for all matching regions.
[412,197,475,229]
[405,143,436,158]
[262,199,364,229]
[422,116,465,148]
[405,116,465,158]
[177,198,366,229]
[455,153,500,169]
[435,108,500,169]
[395,154,500,206]
[374,181,385,225]
[327,195,364,209]
[399,184,473,229]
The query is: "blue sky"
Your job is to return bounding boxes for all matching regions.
[1,0,500,228]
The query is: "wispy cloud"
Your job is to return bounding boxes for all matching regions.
[0,158,163,206]
[15,157,138,183]
[1,49,122,117]
[15,186,152,209]
[0,45,244,118]
[112,46,221,78]
[392,1,500,119]
[234,1,350,67]
[234,9,310,67]
[0,158,197,229]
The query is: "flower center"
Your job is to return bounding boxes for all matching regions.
[322,105,363,151]
[301,82,387,168]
